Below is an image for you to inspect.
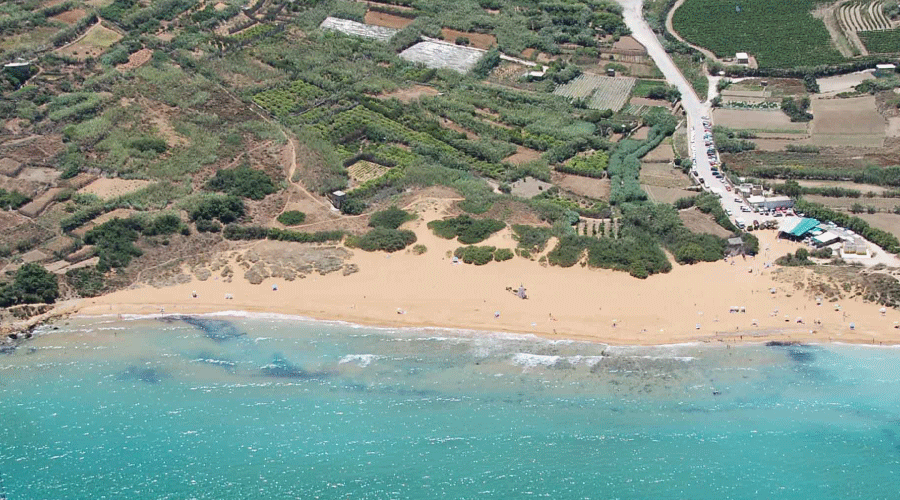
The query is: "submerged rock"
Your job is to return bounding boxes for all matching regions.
[261,354,330,379]
[119,365,164,384]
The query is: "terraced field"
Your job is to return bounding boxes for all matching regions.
[553,74,636,111]
[859,28,900,52]
[839,0,891,33]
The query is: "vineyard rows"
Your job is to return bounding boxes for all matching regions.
[859,28,900,52]
[347,161,391,187]
[672,0,844,68]
[839,0,891,33]
[553,73,635,111]
[252,80,324,116]
[319,16,399,42]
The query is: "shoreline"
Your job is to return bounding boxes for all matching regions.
[15,200,900,349]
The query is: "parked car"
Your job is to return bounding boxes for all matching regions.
[734,197,741,203]
[725,208,732,215]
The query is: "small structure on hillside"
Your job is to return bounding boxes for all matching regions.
[875,63,897,78]
[330,190,346,210]
[735,52,750,65]
[727,237,744,255]
[3,61,33,82]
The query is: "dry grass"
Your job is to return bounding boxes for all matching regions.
[810,96,886,148]
[376,84,439,103]
[678,208,732,238]
[643,184,696,204]
[78,178,153,199]
[503,145,542,165]
[50,8,87,25]
[56,23,122,60]
[712,109,808,132]
[440,28,497,50]
[553,172,610,200]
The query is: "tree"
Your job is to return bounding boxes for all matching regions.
[0,263,60,306]
[850,202,865,214]
[782,179,802,199]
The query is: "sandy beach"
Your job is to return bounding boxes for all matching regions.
[65,199,900,346]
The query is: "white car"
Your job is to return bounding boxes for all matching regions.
[725,208,732,215]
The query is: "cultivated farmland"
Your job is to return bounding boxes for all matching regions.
[809,95,886,147]
[859,29,900,52]
[839,1,892,33]
[319,17,399,42]
[347,161,391,188]
[55,23,121,60]
[399,40,485,74]
[553,73,636,111]
[671,0,844,68]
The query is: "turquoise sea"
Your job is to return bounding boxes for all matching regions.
[1,314,899,499]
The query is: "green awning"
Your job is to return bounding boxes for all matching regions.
[790,218,820,237]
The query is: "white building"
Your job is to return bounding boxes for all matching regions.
[747,195,793,210]
[735,52,750,64]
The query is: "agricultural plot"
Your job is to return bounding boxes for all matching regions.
[55,23,121,60]
[859,29,900,52]
[839,1,891,33]
[712,109,809,132]
[319,17,399,42]
[809,95,885,147]
[671,0,844,68]
[399,40,485,74]
[553,74,635,111]
[252,80,324,116]
[347,161,390,189]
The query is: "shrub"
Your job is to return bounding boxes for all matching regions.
[84,218,143,271]
[65,267,105,298]
[348,227,417,252]
[512,224,552,252]
[494,248,514,261]
[368,206,414,229]
[412,244,427,255]
[0,263,60,306]
[205,165,276,200]
[222,225,344,243]
[427,215,505,244]
[130,137,168,154]
[195,219,222,233]
[0,189,31,210]
[454,245,496,265]
[277,210,307,226]
[189,195,245,223]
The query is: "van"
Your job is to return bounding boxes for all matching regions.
[735,218,746,229]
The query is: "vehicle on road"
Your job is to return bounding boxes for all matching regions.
[735,218,746,229]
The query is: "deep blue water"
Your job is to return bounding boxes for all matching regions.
[1,314,899,499]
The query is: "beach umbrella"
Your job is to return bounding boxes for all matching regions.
[695,323,701,330]
[751,319,758,326]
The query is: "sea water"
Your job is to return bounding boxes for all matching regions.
[1,315,899,499]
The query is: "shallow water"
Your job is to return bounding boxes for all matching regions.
[1,315,899,499]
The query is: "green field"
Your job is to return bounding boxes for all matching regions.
[671,0,844,69]
[859,29,900,54]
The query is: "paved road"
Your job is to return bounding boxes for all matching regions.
[615,0,771,227]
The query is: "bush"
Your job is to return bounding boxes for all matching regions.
[84,218,143,271]
[205,165,276,200]
[776,249,813,266]
[0,263,60,307]
[277,210,307,226]
[368,206,413,229]
[195,219,222,233]
[494,248,514,261]
[412,244,427,255]
[130,137,168,154]
[65,267,105,298]
[427,215,505,244]
[222,225,344,243]
[348,227,417,252]
[454,246,496,265]
[0,188,30,210]
[189,195,245,223]
[782,97,813,122]
[512,224,552,252]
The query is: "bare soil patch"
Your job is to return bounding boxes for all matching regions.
[117,48,153,70]
[15,167,60,184]
[612,36,646,52]
[51,8,86,25]
[753,138,805,151]
[364,10,413,29]
[631,126,649,140]
[377,85,439,103]
[553,172,610,200]
[521,48,536,58]
[510,176,553,198]
[810,95,885,148]
[440,28,496,50]
[712,109,808,132]
[629,97,669,107]
[817,71,875,94]
[440,118,477,140]
[679,208,732,238]
[78,178,152,199]
[806,195,900,212]
[503,145,541,165]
